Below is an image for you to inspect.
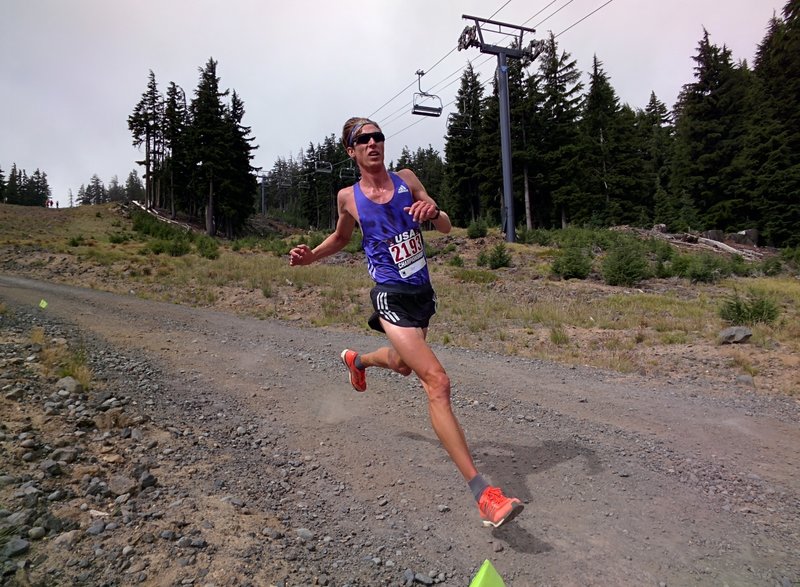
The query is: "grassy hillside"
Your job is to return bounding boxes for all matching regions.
[1,202,798,395]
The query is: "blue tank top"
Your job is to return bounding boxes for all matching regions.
[353,172,430,286]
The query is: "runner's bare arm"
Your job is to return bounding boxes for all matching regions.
[396,168,451,234]
[289,188,358,266]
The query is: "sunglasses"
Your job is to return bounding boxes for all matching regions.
[353,131,385,146]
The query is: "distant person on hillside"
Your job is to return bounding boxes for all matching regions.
[288,116,523,528]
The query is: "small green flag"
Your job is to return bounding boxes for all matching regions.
[469,560,506,587]
[39,299,48,309]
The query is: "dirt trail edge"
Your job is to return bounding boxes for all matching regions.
[2,274,799,587]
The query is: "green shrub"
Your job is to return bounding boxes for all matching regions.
[476,250,489,267]
[67,235,85,247]
[343,230,364,254]
[780,246,800,269]
[147,238,191,257]
[523,228,554,246]
[467,218,488,239]
[516,226,553,246]
[267,239,292,256]
[448,255,464,267]
[108,232,131,244]
[558,227,620,251]
[196,236,220,260]
[647,238,676,262]
[719,289,780,326]
[602,241,650,286]
[551,246,592,280]
[167,239,191,257]
[667,252,727,283]
[728,254,752,277]
[232,236,263,252]
[687,253,727,283]
[426,243,442,258]
[487,243,512,269]
[761,256,784,276]
[132,210,188,241]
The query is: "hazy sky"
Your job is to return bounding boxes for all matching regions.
[1,0,783,207]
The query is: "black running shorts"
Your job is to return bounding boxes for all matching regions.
[368,283,437,333]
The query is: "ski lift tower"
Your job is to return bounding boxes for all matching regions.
[258,173,268,215]
[459,15,541,242]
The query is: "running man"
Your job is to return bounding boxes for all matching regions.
[289,117,523,528]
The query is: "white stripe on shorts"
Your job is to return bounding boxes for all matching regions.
[377,291,401,324]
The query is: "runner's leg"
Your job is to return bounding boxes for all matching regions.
[357,346,413,376]
[379,320,478,481]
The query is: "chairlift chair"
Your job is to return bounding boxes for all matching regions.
[411,70,443,117]
[278,176,292,189]
[339,162,357,181]
[314,160,333,174]
[447,112,472,136]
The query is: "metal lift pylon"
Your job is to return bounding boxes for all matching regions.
[458,15,543,243]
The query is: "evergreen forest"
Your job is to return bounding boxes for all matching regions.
[4,2,797,248]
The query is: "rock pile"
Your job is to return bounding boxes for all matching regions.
[1,309,473,586]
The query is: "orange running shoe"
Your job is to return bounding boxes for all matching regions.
[340,349,366,392]
[477,486,524,528]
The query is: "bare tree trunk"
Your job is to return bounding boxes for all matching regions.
[523,165,533,230]
[205,179,215,236]
[144,132,152,209]
[170,168,175,219]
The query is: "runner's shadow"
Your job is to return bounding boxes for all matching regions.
[398,432,602,554]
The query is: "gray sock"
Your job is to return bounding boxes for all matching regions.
[354,355,364,370]
[468,473,489,502]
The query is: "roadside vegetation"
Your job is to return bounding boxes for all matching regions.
[2,203,799,394]
[31,326,93,390]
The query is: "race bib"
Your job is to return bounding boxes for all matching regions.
[390,229,427,278]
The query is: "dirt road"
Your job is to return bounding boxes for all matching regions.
[1,274,798,586]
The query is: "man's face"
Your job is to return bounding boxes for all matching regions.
[349,124,385,166]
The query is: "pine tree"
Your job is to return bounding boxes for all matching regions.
[189,58,230,235]
[77,184,89,206]
[85,175,107,205]
[25,169,51,207]
[516,66,550,229]
[641,92,674,222]
[579,55,620,225]
[477,83,502,223]
[537,33,584,228]
[743,2,800,246]
[670,30,752,232]
[128,70,164,209]
[107,175,126,202]
[215,90,258,237]
[0,166,5,203]
[124,170,144,203]
[443,64,484,224]
[5,164,20,205]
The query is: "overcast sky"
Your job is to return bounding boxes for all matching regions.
[1,0,783,207]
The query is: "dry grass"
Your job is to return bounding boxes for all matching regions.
[3,202,799,392]
[33,327,94,390]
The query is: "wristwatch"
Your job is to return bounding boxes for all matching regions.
[431,207,441,220]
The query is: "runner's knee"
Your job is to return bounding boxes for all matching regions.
[422,370,451,403]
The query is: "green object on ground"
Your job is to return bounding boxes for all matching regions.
[469,559,506,587]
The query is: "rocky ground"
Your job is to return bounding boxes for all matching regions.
[1,274,800,587]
